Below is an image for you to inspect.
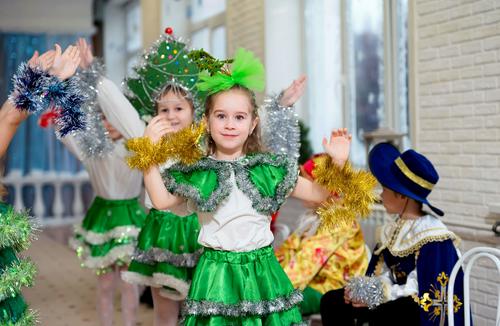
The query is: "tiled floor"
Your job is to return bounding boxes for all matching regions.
[23,232,154,325]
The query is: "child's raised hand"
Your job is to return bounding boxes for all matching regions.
[76,38,94,70]
[27,51,40,68]
[38,49,56,71]
[322,128,351,168]
[279,75,307,107]
[28,49,55,72]
[144,116,176,143]
[49,44,81,80]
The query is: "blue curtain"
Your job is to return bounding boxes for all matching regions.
[0,33,90,212]
[0,33,86,175]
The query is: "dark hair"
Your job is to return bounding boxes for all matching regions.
[154,84,195,116]
[204,85,263,155]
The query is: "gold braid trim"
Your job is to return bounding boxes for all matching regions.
[387,233,459,258]
[126,121,205,171]
[313,155,378,230]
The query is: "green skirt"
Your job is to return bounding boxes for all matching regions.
[69,196,146,271]
[182,246,305,326]
[122,209,201,301]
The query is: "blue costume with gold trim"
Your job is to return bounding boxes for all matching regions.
[367,215,466,326]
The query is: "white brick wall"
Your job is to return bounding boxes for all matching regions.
[226,0,265,63]
[226,0,265,102]
[414,1,500,324]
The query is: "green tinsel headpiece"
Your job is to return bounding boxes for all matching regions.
[196,48,265,95]
[124,28,207,122]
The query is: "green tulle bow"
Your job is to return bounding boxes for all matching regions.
[196,48,265,95]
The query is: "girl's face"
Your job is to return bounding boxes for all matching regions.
[380,187,406,215]
[208,89,258,157]
[156,91,194,132]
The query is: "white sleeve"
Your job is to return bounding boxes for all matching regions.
[59,133,83,162]
[97,77,145,139]
[378,264,419,302]
[144,191,154,209]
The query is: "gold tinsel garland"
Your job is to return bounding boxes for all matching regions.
[312,155,378,231]
[126,121,205,170]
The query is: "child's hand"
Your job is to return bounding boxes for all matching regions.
[76,38,94,70]
[27,50,55,71]
[38,50,56,71]
[322,128,351,168]
[344,288,352,304]
[27,51,40,69]
[144,116,176,143]
[344,288,368,308]
[49,44,81,80]
[279,75,307,107]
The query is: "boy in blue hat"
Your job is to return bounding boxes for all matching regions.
[320,142,466,326]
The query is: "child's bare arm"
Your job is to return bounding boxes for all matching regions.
[142,116,184,210]
[291,175,331,203]
[144,166,184,210]
[0,100,29,157]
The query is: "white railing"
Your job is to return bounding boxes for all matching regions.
[448,247,500,326]
[2,169,92,227]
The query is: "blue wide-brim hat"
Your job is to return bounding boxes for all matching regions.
[368,142,444,216]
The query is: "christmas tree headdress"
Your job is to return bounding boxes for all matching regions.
[124,28,218,122]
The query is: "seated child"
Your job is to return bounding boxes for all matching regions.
[320,142,466,326]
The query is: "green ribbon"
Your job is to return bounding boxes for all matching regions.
[196,48,265,95]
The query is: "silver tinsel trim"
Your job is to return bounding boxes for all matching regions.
[71,239,136,269]
[346,276,387,309]
[73,59,114,158]
[73,224,141,245]
[133,247,203,267]
[162,158,232,212]
[182,289,303,317]
[162,153,298,215]
[259,92,300,160]
[233,153,298,214]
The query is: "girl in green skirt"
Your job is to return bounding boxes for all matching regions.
[135,48,356,325]
[90,29,307,324]
[61,42,147,325]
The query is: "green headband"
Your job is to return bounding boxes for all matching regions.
[196,48,265,95]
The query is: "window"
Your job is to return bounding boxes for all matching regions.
[188,0,226,59]
[125,0,142,74]
[304,0,409,166]
[346,0,409,166]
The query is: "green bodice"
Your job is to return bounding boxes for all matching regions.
[161,153,298,215]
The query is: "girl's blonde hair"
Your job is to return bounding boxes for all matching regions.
[204,85,263,155]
